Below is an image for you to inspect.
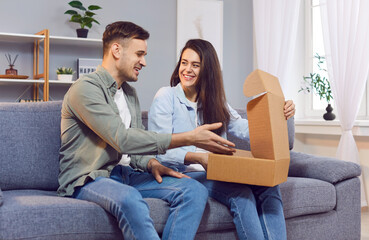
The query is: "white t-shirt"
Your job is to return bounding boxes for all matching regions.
[185,100,207,172]
[114,87,131,166]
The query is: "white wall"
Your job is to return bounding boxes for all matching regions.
[0,0,253,110]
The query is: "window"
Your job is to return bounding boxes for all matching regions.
[305,0,368,119]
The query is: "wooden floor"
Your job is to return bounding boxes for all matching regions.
[362,208,369,240]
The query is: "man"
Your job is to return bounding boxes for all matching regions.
[58,21,235,240]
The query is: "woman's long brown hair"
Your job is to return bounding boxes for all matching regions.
[170,39,230,135]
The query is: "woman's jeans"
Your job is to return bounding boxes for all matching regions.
[185,171,287,240]
[73,165,208,240]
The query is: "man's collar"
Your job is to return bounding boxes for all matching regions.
[96,65,117,91]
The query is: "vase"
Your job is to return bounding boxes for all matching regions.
[323,104,336,121]
[57,74,73,81]
[5,65,18,75]
[76,28,89,38]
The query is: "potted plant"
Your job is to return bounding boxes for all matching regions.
[56,67,75,81]
[299,53,335,120]
[64,1,102,38]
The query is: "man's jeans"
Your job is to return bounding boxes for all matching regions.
[185,171,287,240]
[73,165,208,240]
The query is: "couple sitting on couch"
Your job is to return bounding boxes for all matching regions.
[58,21,295,240]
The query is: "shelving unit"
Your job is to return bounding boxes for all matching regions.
[0,30,102,102]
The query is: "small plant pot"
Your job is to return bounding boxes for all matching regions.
[76,28,89,38]
[57,74,73,81]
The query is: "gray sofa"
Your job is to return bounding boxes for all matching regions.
[0,101,361,240]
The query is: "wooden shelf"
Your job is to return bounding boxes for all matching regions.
[50,35,102,47]
[0,30,100,101]
[49,80,74,85]
[0,79,74,85]
[0,32,101,46]
[0,79,44,84]
[0,32,44,43]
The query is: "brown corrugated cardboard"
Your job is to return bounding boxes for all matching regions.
[207,69,290,187]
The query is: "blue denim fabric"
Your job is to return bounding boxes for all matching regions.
[73,165,208,240]
[185,171,286,240]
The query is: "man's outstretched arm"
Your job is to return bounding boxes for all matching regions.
[169,122,235,155]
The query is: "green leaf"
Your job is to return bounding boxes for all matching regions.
[69,1,86,10]
[85,11,96,17]
[64,10,78,15]
[68,1,83,8]
[70,15,82,23]
[92,19,100,25]
[88,5,102,10]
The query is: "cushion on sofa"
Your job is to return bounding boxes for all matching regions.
[289,151,362,184]
[0,189,123,240]
[0,189,236,240]
[280,177,336,218]
[0,101,63,191]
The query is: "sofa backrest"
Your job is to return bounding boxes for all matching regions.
[0,101,62,191]
[0,101,294,192]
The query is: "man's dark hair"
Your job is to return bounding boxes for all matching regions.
[103,21,150,56]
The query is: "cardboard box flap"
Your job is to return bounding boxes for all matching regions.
[243,69,285,98]
[244,69,290,160]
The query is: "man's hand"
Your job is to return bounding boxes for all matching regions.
[169,122,235,155]
[147,158,190,183]
[284,100,296,120]
[191,123,236,154]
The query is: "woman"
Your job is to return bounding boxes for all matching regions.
[148,39,295,240]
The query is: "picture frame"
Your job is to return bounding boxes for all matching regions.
[177,0,223,68]
[77,58,102,78]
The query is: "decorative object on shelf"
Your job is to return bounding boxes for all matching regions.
[19,99,44,103]
[56,67,75,81]
[299,53,335,120]
[0,74,28,79]
[64,0,102,38]
[5,53,18,75]
[77,58,102,78]
[323,104,336,121]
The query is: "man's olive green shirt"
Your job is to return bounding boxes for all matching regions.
[58,66,171,197]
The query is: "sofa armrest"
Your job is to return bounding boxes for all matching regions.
[289,151,361,184]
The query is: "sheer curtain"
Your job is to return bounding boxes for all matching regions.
[253,0,301,96]
[320,0,369,206]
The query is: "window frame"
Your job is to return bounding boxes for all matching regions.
[304,0,368,119]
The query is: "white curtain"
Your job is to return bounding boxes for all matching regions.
[320,0,369,207]
[253,0,301,96]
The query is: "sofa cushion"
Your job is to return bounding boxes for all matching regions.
[0,101,62,191]
[0,189,235,240]
[0,190,123,240]
[280,177,336,218]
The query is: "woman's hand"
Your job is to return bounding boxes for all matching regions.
[184,152,209,171]
[284,100,295,120]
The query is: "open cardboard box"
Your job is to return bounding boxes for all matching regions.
[207,69,290,187]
